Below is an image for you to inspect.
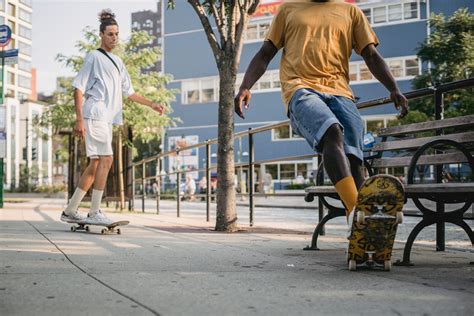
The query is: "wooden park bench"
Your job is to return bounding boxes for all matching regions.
[304,114,474,265]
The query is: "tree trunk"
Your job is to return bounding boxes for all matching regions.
[215,59,238,232]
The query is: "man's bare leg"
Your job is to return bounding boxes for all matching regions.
[320,124,358,219]
[64,159,99,214]
[89,155,113,216]
[348,154,364,189]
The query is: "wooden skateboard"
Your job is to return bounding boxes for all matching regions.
[70,221,130,235]
[347,174,405,271]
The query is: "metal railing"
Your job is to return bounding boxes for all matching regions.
[130,77,474,227]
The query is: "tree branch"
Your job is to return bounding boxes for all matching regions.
[226,0,239,53]
[188,0,222,61]
[210,0,226,43]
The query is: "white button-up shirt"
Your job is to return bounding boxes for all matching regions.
[73,50,135,126]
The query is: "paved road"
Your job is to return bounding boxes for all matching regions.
[1,195,473,315]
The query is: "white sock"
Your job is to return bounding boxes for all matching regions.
[64,188,87,215]
[89,189,104,216]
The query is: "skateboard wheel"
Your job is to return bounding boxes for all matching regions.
[85,226,90,232]
[356,211,366,224]
[396,212,404,224]
[70,226,75,232]
[384,260,392,271]
[117,228,121,235]
[101,229,106,235]
[348,260,357,271]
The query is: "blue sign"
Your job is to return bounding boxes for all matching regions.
[0,25,12,47]
[0,49,18,58]
[363,132,375,149]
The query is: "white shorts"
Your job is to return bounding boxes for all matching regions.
[84,119,113,158]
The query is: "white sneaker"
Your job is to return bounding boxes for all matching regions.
[85,210,114,226]
[60,211,86,223]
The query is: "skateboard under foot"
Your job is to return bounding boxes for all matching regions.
[70,221,130,235]
[347,174,405,271]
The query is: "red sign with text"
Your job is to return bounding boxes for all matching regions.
[253,0,356,18]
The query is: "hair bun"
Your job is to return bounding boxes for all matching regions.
[99,9,116,23]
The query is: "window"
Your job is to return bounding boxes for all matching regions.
[359,63,373,81]
[184,70,280,104]
[0,1,4,11]
[7,3,15,16]
[403,2,418,19]
[18,75,31,89]
[273,126,290,140]
[362,8,371,22]
[19,25,32,39]
[265,164,278,180]
[359,1,419,26]
[296,163,308,178]
[6,38,15,50]
[201,79,214,103]
[373,6,386,24]
[19,41,32,56]
[7,72,15,85]
[349,64,358,81]
[280,164,295,180]
[258,72,272,90]
[350,56,419,83]
[184,81,200,104]
[8,20,15,32]
[272,125,301,141]
[182,78,218,104]
[244,19,272,42]
[20,0,32,7]
[132,21,141,30]
[405,59,419,76]
[245,24,258,41]
[388,4,402,22]
[389,59,403,77]
[19,8,31,23]
[19,58,31,72]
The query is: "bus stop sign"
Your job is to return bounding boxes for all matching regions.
[0,25,12,48]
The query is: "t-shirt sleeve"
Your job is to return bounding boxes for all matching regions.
[352,6,379,55]
[121,66,135,98]
[72,53,94,93]
[264,4,287,50]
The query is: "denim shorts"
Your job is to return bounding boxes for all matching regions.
[288,88,364,161]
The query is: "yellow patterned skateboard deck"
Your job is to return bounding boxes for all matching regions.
[347,175,405,271]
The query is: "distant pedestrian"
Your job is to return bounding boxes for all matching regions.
[61,9,164,225]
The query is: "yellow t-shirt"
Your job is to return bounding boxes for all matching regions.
[265,0,379,112]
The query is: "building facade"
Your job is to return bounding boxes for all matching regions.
[131,0,164,73]
[0,0,53,191]
[162,0,473,189]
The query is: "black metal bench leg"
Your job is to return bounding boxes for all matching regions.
[450,219,474,246]
[304,210,344,251]
[395,219,433,266]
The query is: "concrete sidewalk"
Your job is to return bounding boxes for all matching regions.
[1,196,473,315]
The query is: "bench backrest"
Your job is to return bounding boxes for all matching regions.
[364,115,474,172]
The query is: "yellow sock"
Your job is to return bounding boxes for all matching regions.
[334,176,358,220]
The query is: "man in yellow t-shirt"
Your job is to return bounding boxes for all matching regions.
[234,0,408,227]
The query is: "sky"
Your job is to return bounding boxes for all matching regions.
[33,0,159,95]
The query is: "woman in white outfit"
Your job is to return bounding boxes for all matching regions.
[61,9,164,225]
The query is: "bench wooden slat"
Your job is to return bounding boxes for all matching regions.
[378,115,474,137]
[406,183,474,193]
[370,131,474,152]
[370,152,470,168]
[306,183,474,195]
